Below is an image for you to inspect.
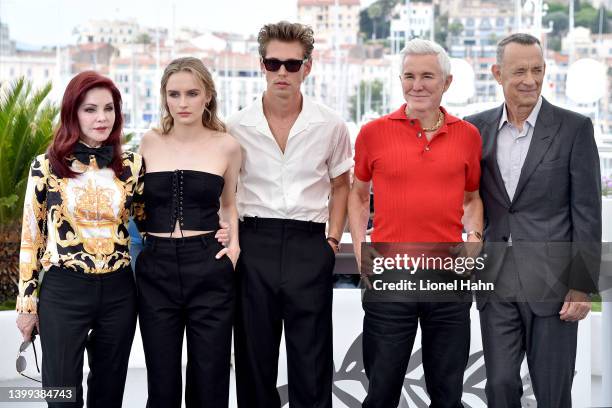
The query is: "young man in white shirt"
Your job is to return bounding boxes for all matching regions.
[226,21,352,408]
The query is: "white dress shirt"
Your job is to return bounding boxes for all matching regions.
[227,95,353,223]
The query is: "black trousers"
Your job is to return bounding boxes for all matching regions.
[38,265,137,408]
[362,300,471,408]
[234,217,335,408]
[480,251,578,408]
[136,233,234,408]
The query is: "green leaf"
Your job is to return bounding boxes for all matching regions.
[0,194,18,209]
[0,78,58,226]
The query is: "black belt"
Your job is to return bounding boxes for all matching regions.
[240,217,326,232]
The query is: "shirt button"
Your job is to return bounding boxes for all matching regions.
[417,132,422,138]
[424,146,430,151]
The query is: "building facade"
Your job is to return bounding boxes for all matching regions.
[297,0,361,48]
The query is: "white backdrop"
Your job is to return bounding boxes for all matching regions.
[276,289,592,408]
[0,291,595,407]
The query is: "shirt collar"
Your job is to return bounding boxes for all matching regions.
[238,93,325,128]
[389,104,460,131]
[498,95,543,130]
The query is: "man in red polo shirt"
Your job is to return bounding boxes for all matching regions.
[348,39,483,407]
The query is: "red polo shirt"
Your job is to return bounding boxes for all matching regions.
[354,105,482,243]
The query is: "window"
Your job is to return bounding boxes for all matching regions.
[480,18,491,30]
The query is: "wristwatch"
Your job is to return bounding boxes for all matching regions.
[466,230,483,241]
[326,236,340,252]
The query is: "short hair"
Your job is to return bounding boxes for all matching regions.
[257,21,315,60]
[49,71,124,178]
[496,33,542,65]
[159,57,225,134]
[399,39,451,79]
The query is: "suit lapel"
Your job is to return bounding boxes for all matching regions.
[512,99,560,203]
[482,105,511,206]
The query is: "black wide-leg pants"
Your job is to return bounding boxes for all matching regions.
[38,265,137,408]
[136,233,235,408]
[234,217,336,408]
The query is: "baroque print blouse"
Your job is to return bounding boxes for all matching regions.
[16,151,145,314]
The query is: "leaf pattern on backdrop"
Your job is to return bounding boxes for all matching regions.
[278,333,539,407]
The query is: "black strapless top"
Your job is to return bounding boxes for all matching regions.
[143,170,224,233]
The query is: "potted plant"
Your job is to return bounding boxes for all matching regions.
[0,78,58,307]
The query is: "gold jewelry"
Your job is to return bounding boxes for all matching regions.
[405,106,445,132]
[422,110,444,132]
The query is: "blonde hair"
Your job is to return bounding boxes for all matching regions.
[159,57,225,134]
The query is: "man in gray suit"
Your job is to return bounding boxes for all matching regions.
[465,33,601,407]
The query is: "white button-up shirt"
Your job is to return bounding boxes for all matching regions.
[227,95,353,222]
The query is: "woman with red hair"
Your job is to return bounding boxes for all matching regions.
[15,71,144,407]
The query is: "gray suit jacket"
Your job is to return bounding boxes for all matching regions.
[465,98,601,315]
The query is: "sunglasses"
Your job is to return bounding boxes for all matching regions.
[262,58,308,73]
[16,329,41,383]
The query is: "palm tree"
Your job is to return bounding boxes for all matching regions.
[0,78,58,303]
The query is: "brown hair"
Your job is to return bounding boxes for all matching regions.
[496,33,542,65]
[257,21,315,60]
[159,57,225,134]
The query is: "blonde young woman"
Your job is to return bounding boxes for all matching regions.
[136,57,240,408]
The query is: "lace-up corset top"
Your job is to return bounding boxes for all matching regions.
[143,170,224,233]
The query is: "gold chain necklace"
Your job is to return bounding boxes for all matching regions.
[422,110,444,132]
[406,107,445,132]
